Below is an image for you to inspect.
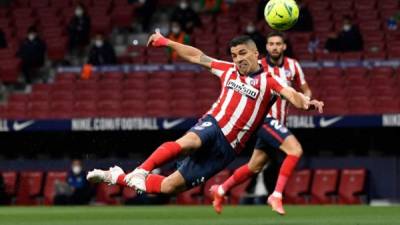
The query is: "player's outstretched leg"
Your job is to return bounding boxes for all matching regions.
[87,166,125,185]
[210,164,256,214]
[124,132,201,192]
[268,135,302,215]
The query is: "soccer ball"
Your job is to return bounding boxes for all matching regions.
[264,0,299,31]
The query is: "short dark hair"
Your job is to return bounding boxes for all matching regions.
[229,35,256,48]
[266,31,286,43]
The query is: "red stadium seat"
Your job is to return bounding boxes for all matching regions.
[340,52,362,61]
[147,89,171,101]
[369,67,393,77]
[315,52,339,61]
[30,0,49,8]
[319,67,343,76]
[47,37,67,61]
[0,59,21,84]
[121,186,136,203]
[122,90,147,101]
[203,170,231,204]
[363,51,387,60]
[331,1,353,11]
[96,183,121,205]
[310,169,338,204]
[284,169,312,204]
[338,169,366,204]
[111,6,135,27]
[43,171,67,205]
[1,171,18,196]
[373,97,398,114]
[15,171,44,205]
[176,186,203,205]
[348,97,374,115]
[344,67,368,77]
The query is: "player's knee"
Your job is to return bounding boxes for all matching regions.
[176,132,202,154]
[281,136,303,157]
[248,163,264,174]
[161,177,185,194]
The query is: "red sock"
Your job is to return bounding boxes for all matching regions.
[275,155,300,193]
[145,174,165,194]
[116,174,128,186]
[140,142,182,171]
[222,164,254,192]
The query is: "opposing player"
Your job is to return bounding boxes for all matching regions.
[87,32,323,197]
[210,31,312,215]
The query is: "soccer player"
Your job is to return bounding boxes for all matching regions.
[87,31,323,198]
[210,31,312,215]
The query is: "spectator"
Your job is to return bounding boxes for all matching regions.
[134,0,157,32]
[0,28,7,48]
[167,22,190,61]
[324,16,363,52]
[16,26,46,84]
[67,3,91,52]
[244,21,266,56]
[87,33,117,66]
[0,174,10,205]
[291,0,313,32]
[55,159,92,205]
[199,0,227,14]
[170,0,201,34]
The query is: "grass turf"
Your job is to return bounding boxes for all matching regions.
[0,205,399,225]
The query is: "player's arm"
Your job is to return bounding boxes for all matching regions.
[147,31,215,69]
[270,76,323,112]
[300,83,312,98]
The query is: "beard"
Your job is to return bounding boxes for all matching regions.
[270,52,283,61]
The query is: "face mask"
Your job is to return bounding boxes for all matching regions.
[95,40,104,47]
[343,24,351,32]
[172,27,180,34]
[179,2,188,9]
[28,33,36,41]
[75,8,83,17]
[246,26,256,33]
[72,165,82,175]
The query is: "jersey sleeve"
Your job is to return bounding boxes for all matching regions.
[210,59,234,78]
[268,75,288,94]
[294,60,307,87]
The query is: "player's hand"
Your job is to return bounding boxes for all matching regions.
[147,31,169,47]
[308,99,324,113]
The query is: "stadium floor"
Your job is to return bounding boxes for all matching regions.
[0,205,399,225]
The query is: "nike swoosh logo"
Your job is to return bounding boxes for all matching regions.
[163,119,185,130]
[13,120,35,131]
[319,117,343,128]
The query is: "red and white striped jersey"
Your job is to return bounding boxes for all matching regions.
[206,60,287,153]
[260,56,307,125]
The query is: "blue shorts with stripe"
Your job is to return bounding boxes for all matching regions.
[255,117,292,151]
[178,115,236,188]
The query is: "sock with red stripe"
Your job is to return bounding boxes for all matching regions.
[274,155,300,195]
[139,142,182,172]
[145,174,166,194]
[221,164,254,194]
[116,174,128,186]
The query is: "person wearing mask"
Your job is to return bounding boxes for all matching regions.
[170,0,201,34]
[67,159,92,205]
[87,33,117,66]
[325,16,363,52]
[167,22,190,61]
[16,26,46,84]
[67,3,91,52]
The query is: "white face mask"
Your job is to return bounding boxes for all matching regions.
[246,26,256,33]
[95,40,104,47]
[75,8,83,17]
[72,165,82,175]
[28,33,36,41]
[180,2,188,9]
[343,24,351,32]
[172,27,180,34]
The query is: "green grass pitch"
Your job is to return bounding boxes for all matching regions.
[0,205,399,225]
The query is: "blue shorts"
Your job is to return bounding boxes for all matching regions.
[178,115,236,188]
[255,117,292,151]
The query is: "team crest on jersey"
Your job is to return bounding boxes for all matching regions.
[250,78,259,87]
[226,79,259,99]
[284,70,293,79]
